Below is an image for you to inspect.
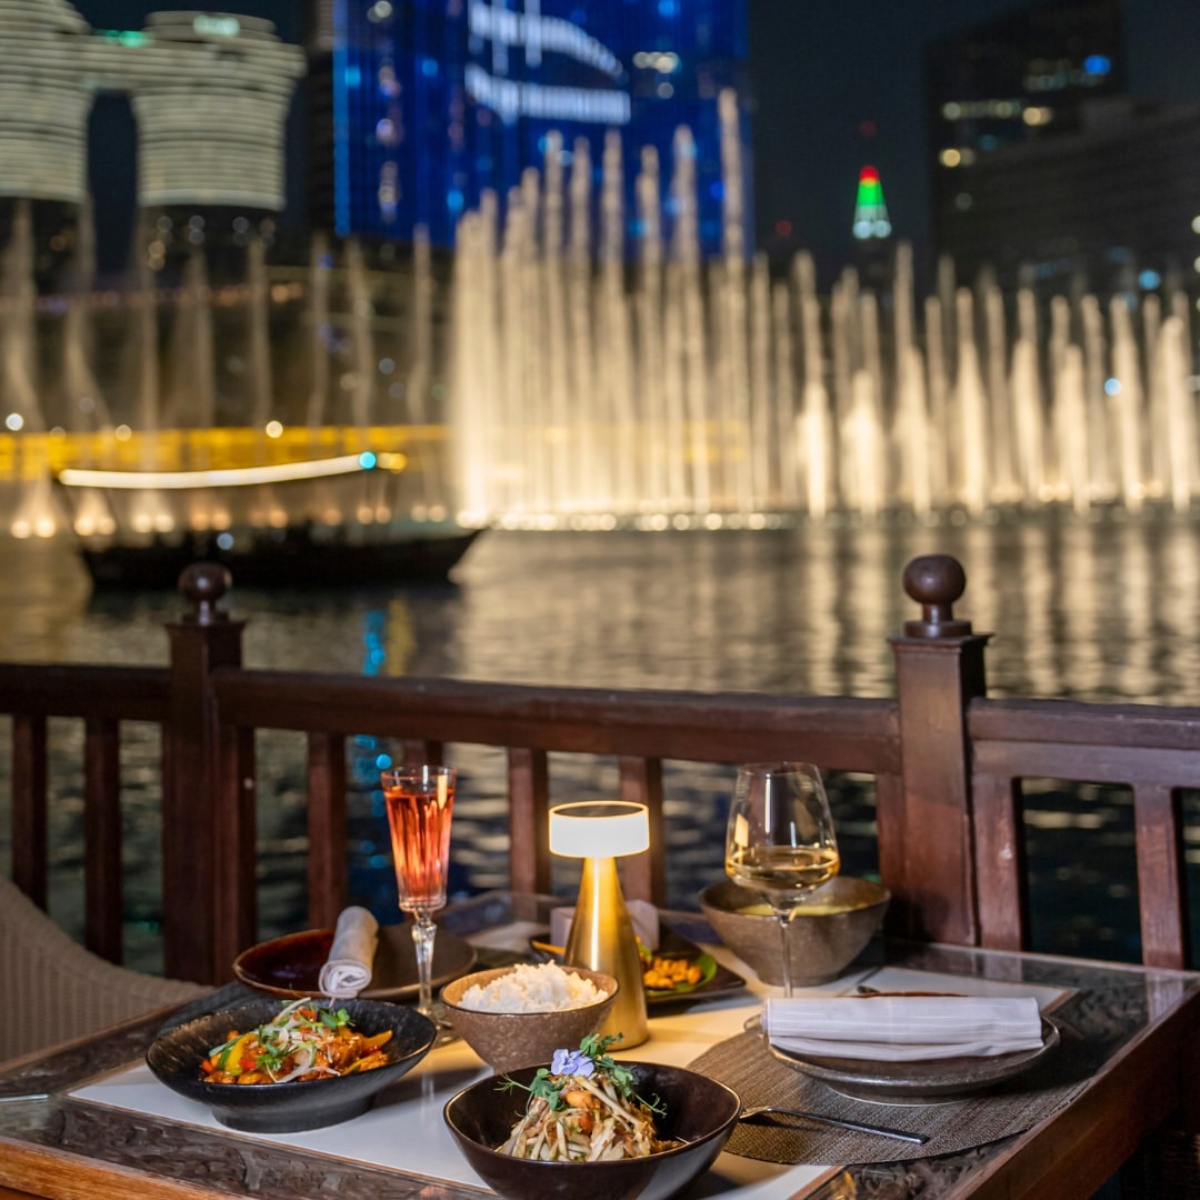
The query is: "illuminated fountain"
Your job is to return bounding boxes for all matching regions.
[3,202,59,538]
[61,200,111,434]
[3,88,1200,550]
[1,203,40,435]
[451,88,1199,527]
[0,212,468,578]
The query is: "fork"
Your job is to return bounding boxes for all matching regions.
[739,1105,928,1144]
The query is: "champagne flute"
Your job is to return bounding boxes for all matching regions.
[381,765,456,1020]
[725,762,839,997]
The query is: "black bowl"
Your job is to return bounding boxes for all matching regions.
[444,1062,741,1200]
[146,997,436,1133]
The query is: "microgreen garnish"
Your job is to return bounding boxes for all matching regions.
[496,1033,666,1118]
[500,1066,568,1110]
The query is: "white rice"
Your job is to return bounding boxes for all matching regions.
[457,963,610,1013]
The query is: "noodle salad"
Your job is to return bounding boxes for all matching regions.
[497,1035,679,1161]
[200,999,393,1085]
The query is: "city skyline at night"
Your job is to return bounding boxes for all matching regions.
[308,0,751,255]
[34,0,1200,279]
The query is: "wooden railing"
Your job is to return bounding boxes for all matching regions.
[0,664,170,964]
[207,671,901,979]
[1,554,1195,984]
[970,698,1200,968]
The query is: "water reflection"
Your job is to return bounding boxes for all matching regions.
[3,516,1200,970]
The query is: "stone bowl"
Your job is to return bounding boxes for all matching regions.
[146,997,436,1133]
[444,1061,741,1200]
[699,876,889,987]
[439,965,618,1073]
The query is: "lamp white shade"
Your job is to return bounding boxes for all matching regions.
[548,801,650,859]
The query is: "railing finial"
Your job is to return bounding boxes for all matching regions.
[902,554,971,638]
[178,563,231,625]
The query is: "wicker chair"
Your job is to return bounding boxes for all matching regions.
[0,873,208,1065]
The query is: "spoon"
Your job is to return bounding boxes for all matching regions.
[739,1105,928,1144]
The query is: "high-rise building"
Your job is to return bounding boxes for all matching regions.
[849,164,893,289]
[926,0,1122,276]
[926,0,1200,291]
[308,0,751,256]
[932,97,1200,292]
[0,3,303,213]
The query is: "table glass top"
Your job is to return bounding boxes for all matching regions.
[1,892,1197,1200]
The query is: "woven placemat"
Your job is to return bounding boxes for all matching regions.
[687,1030,1089,1165]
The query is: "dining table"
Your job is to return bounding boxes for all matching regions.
[0,890,1197,1200]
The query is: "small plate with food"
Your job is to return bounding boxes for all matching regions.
[146,997,436,1132]
[529,924,746,1006]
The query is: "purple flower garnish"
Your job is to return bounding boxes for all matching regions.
[551,1048,595,1077]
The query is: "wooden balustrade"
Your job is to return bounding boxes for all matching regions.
[970,697,1200,969]
[0,663,170,962]
[1,554,1196,985]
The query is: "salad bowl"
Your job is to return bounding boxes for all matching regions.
[146,997,436,1132]
[444,1060,741,1200]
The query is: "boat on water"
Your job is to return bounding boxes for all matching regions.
[53,452,483,589]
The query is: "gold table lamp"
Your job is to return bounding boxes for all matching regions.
[549,801,650,1050]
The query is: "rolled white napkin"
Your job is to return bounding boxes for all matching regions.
[551,899,659,952]
[318,906,380,999]
[765,995,1044,1062]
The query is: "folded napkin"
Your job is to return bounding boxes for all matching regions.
[551,899,660,952]
[318,906,380,999]
[765,995,1044,1062]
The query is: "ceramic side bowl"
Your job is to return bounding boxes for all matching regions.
[444,1061,741,1200]
[439,965,617,1073]
[699,876,889,987]
[146,997,436,1133]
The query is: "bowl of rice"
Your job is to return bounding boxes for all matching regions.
[440,963,618,1073]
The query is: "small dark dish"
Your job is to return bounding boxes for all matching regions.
[764,1016,1060,1104]
[444,1062,741,1200]
[233,924,477,1001]
[146,997,436,1133]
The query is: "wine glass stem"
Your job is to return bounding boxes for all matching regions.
[411,912,437,1018]
[777,912,794,998]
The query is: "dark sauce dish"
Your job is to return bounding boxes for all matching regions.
[146,997,436,1133]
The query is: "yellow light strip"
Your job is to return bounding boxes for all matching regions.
[57,455,371,491]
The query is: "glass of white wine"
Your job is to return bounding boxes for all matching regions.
[725,762,840,997]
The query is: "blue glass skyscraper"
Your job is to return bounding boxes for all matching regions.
[310,0,750,256]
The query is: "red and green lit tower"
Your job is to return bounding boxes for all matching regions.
[851,165,892,240]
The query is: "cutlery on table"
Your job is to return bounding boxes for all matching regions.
[739,1104,928,1144]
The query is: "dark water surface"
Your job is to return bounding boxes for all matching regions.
[3,513,1200,972]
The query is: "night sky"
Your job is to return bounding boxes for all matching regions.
[750,0,1200,279]
[71,0,1200,278]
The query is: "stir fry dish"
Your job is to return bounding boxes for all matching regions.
[642,953,704,991]
[497,1035,680,1161]
[199,999,393,1085]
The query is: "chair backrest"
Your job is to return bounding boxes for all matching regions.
[0,873,206,1065]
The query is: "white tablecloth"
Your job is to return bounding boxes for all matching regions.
[71,940,1067,1199]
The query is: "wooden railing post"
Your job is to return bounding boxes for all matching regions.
[508,747,551,894]
[162,565,250,983]
[84,716,123,963]
[11,714,47,909]
[887,555,989,945]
